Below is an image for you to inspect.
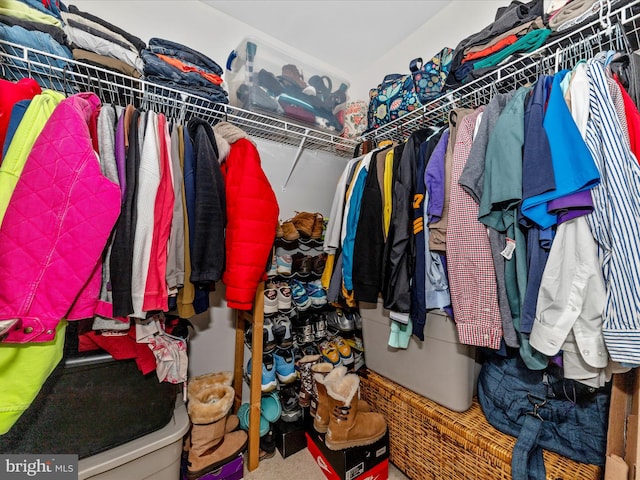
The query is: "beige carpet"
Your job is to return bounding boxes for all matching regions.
[243,447,409,480]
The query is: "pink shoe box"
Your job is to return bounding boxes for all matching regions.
[181,453,243,480]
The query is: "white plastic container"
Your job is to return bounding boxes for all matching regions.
[225,36,350,134]
[78,397,189,480]
[360,300,479,412]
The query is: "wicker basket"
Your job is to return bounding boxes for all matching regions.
[358,369,602,480]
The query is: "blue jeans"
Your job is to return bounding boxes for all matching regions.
[0,23,72,92]
[147,37,223,75]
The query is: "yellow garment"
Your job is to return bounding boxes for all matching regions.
[176,125,196,318]
[0,0,62,27]
[321,253,335,290]
[341,281,357,308]
[383,148,394,239]
[0,89,64,222]
[0,320,66,434]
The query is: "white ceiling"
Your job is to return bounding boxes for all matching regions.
[202,1,450,75]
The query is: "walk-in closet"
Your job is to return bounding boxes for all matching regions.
[1,1,640,479]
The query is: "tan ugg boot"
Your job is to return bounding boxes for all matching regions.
[325,373,387,450]
[183,371,239,459]
[187,371,233,397]
[186,384,247,479]
[312,366,371,433]
[309,362,334,418]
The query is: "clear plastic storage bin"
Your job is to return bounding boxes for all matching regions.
[226,36,350,134]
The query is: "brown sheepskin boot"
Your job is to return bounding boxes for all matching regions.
[325,373,387,450]
[309,362,334,418]
[183,372,239,459]
[312,365,371,433]
[186,384,247,479]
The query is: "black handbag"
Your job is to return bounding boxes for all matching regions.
[477,354,611,480]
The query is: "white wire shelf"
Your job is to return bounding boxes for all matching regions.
[0,39,358,158]
[361,0,640,144]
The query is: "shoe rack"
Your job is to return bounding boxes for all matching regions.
[232,282,265,472]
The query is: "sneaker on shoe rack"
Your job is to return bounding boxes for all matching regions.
[273,348,297,384]
[246,353,277,392]
[305,280,327,307]
[291,252,313,276]
[293,342,320,364]
[312,312,328,340]
[264,287,278,315]
[319,340,341,366]
[245,316,278,353]
[272,313,294,349]
[267,250,277,277]
[292,312,315,345]
[311,253,327,275]
[345,309,362,330]
[276,283,292,311]
[278,382,303,422]
[276,254,292,275]
[331,336,354,367]
[288,279,311,311]
[326,308,354,332]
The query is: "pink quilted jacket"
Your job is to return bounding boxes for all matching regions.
[0,93,121,343]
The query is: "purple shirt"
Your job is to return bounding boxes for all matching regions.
[425,129,449,223]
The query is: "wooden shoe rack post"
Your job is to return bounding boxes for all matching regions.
[233,282,265,472]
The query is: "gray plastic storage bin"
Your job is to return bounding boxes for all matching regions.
[360,300,479,412]
[78,397,189,480]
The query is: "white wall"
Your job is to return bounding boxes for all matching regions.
[68,0,512,380]
[350,0,511,100]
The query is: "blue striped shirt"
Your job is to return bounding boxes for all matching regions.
[585,58,640,364]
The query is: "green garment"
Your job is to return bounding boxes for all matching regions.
[0,89,64,222]
[473,29,552,71]
[0,320,66,434]
[389,318,412,349]
[479,86,547,370]
[0,0,62,27]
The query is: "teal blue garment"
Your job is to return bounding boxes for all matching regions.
[479,85,547,370]
[520,70,600,229]
[473,29,552,71]
[342,163,369,291]
[388,318,412,349]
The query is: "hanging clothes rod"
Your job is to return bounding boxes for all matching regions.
[0,39,357,158]
[362,0,640,145]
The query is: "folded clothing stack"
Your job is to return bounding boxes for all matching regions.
[0,0,71,90]
[142,37,228,104]
[62,4,146,79]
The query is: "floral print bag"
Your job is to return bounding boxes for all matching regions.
[367,73,422,131]
[409,47,454,104]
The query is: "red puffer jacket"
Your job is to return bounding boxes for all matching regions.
[215,122,278,310]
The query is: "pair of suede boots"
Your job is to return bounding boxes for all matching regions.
[184,372,247,480]
[300,357,387,450]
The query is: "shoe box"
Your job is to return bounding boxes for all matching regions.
[360,299,480,412]
[273,415,307,459]
[225,36,350,135]
[181,453,243,480]
[306,429,389,480]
